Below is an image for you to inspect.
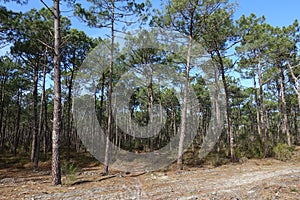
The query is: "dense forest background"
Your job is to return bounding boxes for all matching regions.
[1,0,300,185]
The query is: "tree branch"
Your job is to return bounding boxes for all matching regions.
[40,0,55,16]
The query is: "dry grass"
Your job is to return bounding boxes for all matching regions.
[0,147,300,199]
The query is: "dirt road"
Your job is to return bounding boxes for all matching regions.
[1,150,300,199]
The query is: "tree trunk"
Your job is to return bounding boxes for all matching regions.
[293,108,299,144]
[14,89,22,157]
[279,66,291,146]
[1,106,9,150]
[276,79,282,143]
[99,72,105,126]
[147,68,154,165]
[0,74,7,150]
[66,69,74,162]
[177,35,192,170]
[253,71,262,143]
[31,62,39,162]
[34,60,47,171]
[104,0,114,175]
[43,93,49,158]
[216,49,235,162]
[257,62,266,138]
[52,0,62,185]
[287,62,300,112]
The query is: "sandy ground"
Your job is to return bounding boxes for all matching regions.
[1,148,300,200]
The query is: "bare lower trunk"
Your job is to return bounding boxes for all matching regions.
[14,89,22,157]
[276,80,282,143]
[216,49,235,162]
[287,61,300,112]
[279,66,291,146]
[99,72,105,126]
[66,69,74,162]
[0,75,7,150]
[253,72,262,143]
[31,63,39,162]
[43,95,49,158]
[52,0,62,185]
[177,35,192,170]
[147,69,154,165]
[257,62,266,143]
[34,60,47,171]
[104,0,115,175]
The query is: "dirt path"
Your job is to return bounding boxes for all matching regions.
[1,150,300,199]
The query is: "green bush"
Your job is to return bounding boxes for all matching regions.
[242,140,264,159]
[234,147,242,159]
[61,162,79,185]
[273,143,293,161]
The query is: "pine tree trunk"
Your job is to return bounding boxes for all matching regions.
[34,60,47,171]
[216,50,235,162]
[257,62,267,142]
[31,63,39,162]
[0,75,6,150]
[14,89,22,157]
[104,0,114,175]
[52,0,62,185]
[177,35,192,170]
[279,66,291,146]
[99,72,105,126]
[66,69,74,162]
[253,71,262,143]
[43,94,49,158]
[287,61,300,115]
[147,70,154,164]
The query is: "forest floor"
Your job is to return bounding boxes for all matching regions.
[1,147,300,200]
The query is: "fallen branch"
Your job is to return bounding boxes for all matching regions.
[122,171,147,177]
[96,174,118,182]
[71,174,118,186]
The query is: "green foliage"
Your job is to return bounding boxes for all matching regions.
[290,187,298,193]
[237,135,264,159]
[273,143,294,161]
[1,0,300,172]
[234,147,242,159]
[74,0,148,29]
[0,6,23,47]
[61,162,80,185]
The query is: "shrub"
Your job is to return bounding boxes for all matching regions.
[61,162,79,185]
[273,143,293,161]
[243,140,264,159]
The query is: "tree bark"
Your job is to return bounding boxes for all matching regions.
[215,49,235,162]
[287,62,300,112]
[99,72,105,126]
[257,61,266,142]
[14,89,22,157]
[31,62,39,162]
[66,69,74,162]
[43,91,49,158]
[34,60,47,171]
[276,79,282,143]
[147,66,154,164]
[279,66,291,146]
[52,0,62,185]
[253,68,262,139]
[104,0,114,175]
[0,71,7,150]
[177,35,192,170]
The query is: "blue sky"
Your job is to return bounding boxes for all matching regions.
[1,0,300,56]
[2,0,300,33]
[233,0,300,27]
[1,0,299,89]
